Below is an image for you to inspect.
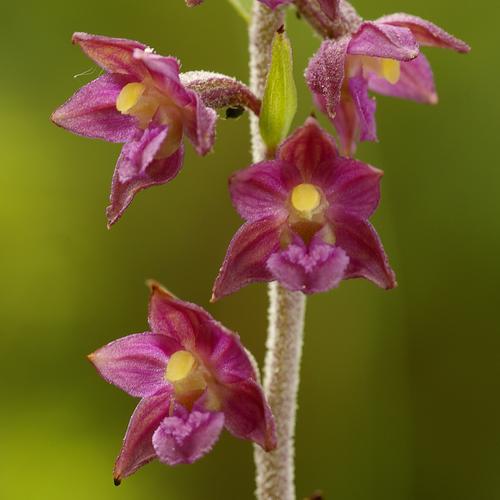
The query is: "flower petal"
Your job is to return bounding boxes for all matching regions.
[106,127,184,226]
[222,379,277,451]
[259,0,293,9]
[266,234,349,293]
[72,32,148,80]
[368,53,437,104]
[306,37,350,118]
[212,216,285,301]
[183,92,217,156]
[318,0,339,21]
[147,282,255,382]
[51,74,138,142]
[229,160,296,221]
[348,75,377,143]
[348,22,419,61]
[377,14,470,52]
[89,333,178,398]
[333,214,397,289]
[152,407,224,465]
[321,156,382,219]
[114,390,171,483]
[278,117,338,179]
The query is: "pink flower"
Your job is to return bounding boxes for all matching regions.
[89,282,276,483]
[306,12,470,155]
[212,118,396,300]
[52,33,217,226]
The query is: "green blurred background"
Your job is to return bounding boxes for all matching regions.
[1,0,498,499]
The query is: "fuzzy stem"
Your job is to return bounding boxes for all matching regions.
[254,283,306,500]
[248,3,306,499]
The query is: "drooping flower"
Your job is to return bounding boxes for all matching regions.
[212,118,396,300]
[89,281,276,483]
[305,8,470,155]
[52,33,217,226]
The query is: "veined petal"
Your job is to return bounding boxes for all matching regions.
[331,94,359,157]
[88,333,178,398]
[266,235,349,293]
[348,22,419,61]
[334,214,397,289]
[212,216,285,301]
[377,14,470,52]
[107,129,184,227]
[114,390,171,483]
[147,282,255,382]
[51,74,138,143]
[132,51,191,107]
[72,32,148,80]
[229,160,296,221]
[306,37,350,119]
[152,406,224,465]
[322,155,382,219]
[368,53,437,104]
[183,92,217,156]
[278,117,338,180]
[222,379,277,451]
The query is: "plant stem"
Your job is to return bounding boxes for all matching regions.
[249,4,307,499]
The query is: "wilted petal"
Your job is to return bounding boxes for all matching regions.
[107,128,183,226]
[212,216,285,301]
[229,160,296,221]
[72,32,148,80]
[51,74,138,142]
[377,14,470,52]
[114,390,171,483]
[278,117,338,179]
[88,333,178,398]
[321,155,382,219]
[222,379,276,451]
[306,37,350,118]
[368,53,437,104]
[183,92,217,156]
[267,235,349,293]
[152,406,224,465]
[334,214,396,289]
[348,22,419,60]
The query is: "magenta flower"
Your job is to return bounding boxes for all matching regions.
[212,118,396,300]
[52,33,217,226]
[89,282,276,483]
[306,13,470,155]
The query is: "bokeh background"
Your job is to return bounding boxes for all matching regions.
[1,0,498,498]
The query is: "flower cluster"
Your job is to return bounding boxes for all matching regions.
[52,0,468,486]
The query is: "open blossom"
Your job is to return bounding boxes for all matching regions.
[52,33,217,226]
[306,11,470,155]
[89,282,276,483]
[212,118,396,300]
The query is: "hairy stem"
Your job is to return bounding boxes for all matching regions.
[249,5,306,499]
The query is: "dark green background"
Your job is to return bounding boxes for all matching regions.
[1,0,498,498]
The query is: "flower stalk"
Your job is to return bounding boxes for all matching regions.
[249,2,306,499]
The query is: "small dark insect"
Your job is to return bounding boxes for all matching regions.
[225,106,245,119]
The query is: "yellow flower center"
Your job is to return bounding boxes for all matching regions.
[165,350,196,382]
[291,183,321,213]
[116,82,146,114]
[379,58,401,85]
[349,56,401,85]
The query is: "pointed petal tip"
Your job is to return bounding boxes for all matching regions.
[113,477,122,487]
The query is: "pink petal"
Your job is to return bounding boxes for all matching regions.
[114,390,171,483]
[106,127,184,226]
[321,155,382,219]
[258,0,293,9]
[318,0,339,20]
[377,14,470,52]
[348,22,419,61]
[367,53,437,104]
[222,379,277,451]
[183,92,217,156]
[51,74,138,143]
[89,333,178,398]
[229,160,297,221]
[266,234,349,293]
[306,37,350,118]
[278,117,338,180]
[72,32,148,80]
[152,407,224,465]
[333,214,397,289]
[212,216,285,301]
